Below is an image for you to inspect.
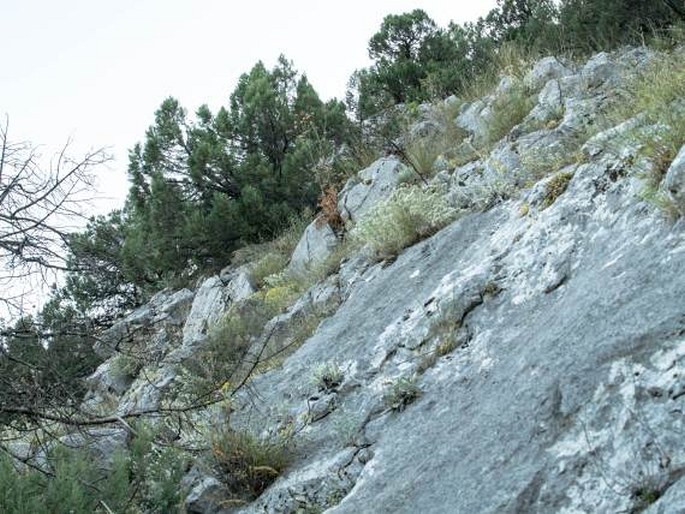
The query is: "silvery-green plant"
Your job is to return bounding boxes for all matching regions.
[351,185,457,258]
[311,362,344,392]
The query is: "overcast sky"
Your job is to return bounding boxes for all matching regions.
[1,0,497,214]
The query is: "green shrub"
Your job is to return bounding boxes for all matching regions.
[210,428,290,502]
[351,185,457,258]
[383,377,421,412]
[484,83,535,146]
[110,351,144,380]
[0,426,187,514]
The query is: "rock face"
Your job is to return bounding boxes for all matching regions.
[66,48,685,514]
[226,153,685,513]
[287,220,340,276]
[338,157,405,222]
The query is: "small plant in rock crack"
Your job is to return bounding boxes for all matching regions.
[210,427,291,502]
[543,170,574,209]
[630,481,664,513]
[384,377,421,412]
[312,362,344,392]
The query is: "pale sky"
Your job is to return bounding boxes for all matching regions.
[1,0,497,215]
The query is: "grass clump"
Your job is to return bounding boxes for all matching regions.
[606,51,685,214]
[210,428,290,502]
[401,99,471,181]
[178,298,277,400]
[542,171,574,209]
[383,377,421,412]
[351,185,457,259]
[244,210,313,288]
[484,82,535,146]
[311,362,344,392]
[402,137,446,181]
[110,351,144,381]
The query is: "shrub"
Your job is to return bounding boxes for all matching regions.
[351,185,457,258]
[0,425,187,514]
[110,351,144,380]
[311,362,344,392]
[484,82,535,146]
[316,186,345,233]
[543,171,574,209]
[606,51,685,214]
[210,428,290,502]
[383,377,421,412]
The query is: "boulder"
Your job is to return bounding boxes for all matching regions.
[456,98,491,142]
[287,220,340,276]
[338,158,405,222]
[182,277,229,348]
[183,466,232,514]
[524,56,573,91]
[665,144,685,214]
[86,358,135,396]
[582,52,619,89]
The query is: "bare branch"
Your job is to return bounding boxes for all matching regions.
[0,117,111,315]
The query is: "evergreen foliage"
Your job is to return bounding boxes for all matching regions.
[349,0,683,120]
[61,57,354,313]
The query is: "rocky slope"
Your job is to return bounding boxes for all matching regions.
[75,47,685,513]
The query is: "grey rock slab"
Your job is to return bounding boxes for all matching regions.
[229,144,685,514]
[287,220,339,276]
[582,51,621,89]
[153,288,194,325]
[93,304,153,358]
[183,466,233,514]
[338,158,405,222]
[528,79,564,123]
[409,119,441,139]
[220,265,255,302]
[328,195,685,514]
[86,358,134,396]
[456,98,491,142]
[182,276,229,348]
[524,56,573,91]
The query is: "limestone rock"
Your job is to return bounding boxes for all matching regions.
[338,158,405,222]
[183,467,232,514]
[78,49,685,514]
[456,98,490,142]
[665,144,685,214]
[524,56,573,91]
[287,220,339,276]
[582,51,619,89]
